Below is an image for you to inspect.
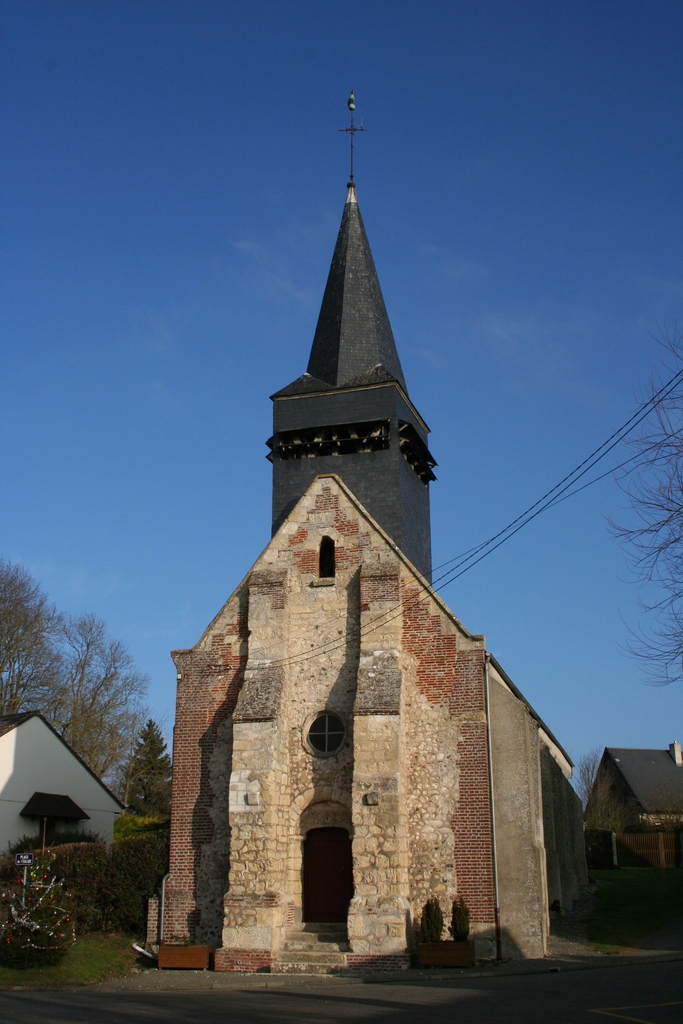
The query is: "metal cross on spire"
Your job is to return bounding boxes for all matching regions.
[339,90,365,185]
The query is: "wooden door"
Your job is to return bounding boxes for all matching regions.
[303,827,353,923]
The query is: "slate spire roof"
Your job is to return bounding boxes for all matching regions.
[304,184,407,393]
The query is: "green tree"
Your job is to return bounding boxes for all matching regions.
[124,720,172,817]
[0,854,75,967]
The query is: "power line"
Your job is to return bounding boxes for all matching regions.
[250,364,683,668]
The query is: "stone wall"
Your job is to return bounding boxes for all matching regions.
[489,672,548,959]
[165,586,248,945]
[167,473,577,967]
[541,743,588,913]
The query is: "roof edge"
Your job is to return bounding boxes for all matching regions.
[1,711,125,810]
[271,379,430,434]
[487,654,574,770]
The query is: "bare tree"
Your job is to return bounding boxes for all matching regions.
[45,613,150,780]
[611,325,683,684]
[0,559,150,784]
[0,559,61,715]
[574,748,602,809]
[584,774,631,832]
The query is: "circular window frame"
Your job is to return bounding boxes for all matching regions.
[303,710,347,759]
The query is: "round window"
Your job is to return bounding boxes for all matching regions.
[307,712,345,756]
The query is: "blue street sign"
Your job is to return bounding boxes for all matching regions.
[15,853,34,867]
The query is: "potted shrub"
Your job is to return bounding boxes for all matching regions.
[418,896,474,967]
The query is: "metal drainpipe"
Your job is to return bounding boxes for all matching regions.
[159,873,170,942]
[484,653,502,959]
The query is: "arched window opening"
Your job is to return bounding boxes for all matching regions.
[319,536,335,578]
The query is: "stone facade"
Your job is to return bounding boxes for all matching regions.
[164,473,586,967]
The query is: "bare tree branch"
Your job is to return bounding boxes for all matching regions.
[0,559,62,715]
[44,612,150,779]
[610,323,683,684]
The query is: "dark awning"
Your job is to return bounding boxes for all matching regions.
[20,792,90,821]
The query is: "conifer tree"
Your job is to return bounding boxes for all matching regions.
[125,719,172,818]
[0,855,75,967]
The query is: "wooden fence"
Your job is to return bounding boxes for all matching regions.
[615,831,682,869]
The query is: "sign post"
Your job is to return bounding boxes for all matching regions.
[15,853,34,906]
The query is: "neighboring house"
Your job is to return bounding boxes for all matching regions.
[164,178,586,971]
[588,742,683,831]
[0,712,123,851]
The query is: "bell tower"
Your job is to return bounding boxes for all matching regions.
[268,181,436,579]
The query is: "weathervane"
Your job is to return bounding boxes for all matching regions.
[339,90,365,185]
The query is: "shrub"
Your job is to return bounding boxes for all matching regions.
[8,830,102,855]
[449,897,470,941]
[421,897,444,942]
[0,833,169,937]
[585,829,615,870]
[114,815,170,840]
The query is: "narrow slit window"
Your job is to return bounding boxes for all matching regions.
[319,537,335,578]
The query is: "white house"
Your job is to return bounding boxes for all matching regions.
[0,712,123,851]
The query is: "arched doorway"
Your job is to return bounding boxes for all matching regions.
[303,827,353,922]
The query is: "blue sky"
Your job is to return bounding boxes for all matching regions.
[2,1,682,764]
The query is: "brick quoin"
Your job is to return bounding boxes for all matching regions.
[345,954,411,972]
[166,610,248,940]
[402,585,495,926]
[214,948,272,973]
[360,573,400,608]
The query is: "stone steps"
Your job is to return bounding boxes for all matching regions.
[273,924,350,974]
[271,951,347,974]
[282,938,349,952]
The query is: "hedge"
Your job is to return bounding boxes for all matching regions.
[585,829,615,870]
[0,834,169,935]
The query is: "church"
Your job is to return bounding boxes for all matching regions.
[163,175,586,971]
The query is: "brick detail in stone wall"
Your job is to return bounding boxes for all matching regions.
[345,953,411,972]
[166,607,248,941]
[248,568,288,610]
[359,566,400,611]
[214,948,272,973]
[451,720,495,924]
[401,584,458,707]
[450,648,494,922]
[402,587,494,925]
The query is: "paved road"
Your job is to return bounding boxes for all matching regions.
[1,960,682,1024]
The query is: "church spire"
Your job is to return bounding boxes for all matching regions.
[306,184,408,392]
[269,128,435,579]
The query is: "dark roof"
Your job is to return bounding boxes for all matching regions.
[305,187,407,393]
[342,364,399,388]
[271,364,405,401]
[0,711,124,809]
[0,712,36,739]
[606,747,683,812]
[271,373,335,399]
[20,792,89,820]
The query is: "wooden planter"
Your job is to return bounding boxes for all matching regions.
[418,940,474,967]
[158,944,212,970]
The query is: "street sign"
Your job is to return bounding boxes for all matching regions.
[14,853,34,867]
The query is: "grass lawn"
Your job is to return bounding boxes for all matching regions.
[589,868,683,950]
[0,933,139,988]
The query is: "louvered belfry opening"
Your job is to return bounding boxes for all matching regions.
[269,183,436,580]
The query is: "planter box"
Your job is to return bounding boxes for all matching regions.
[418,941,474,967]
[158,944,212,970]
